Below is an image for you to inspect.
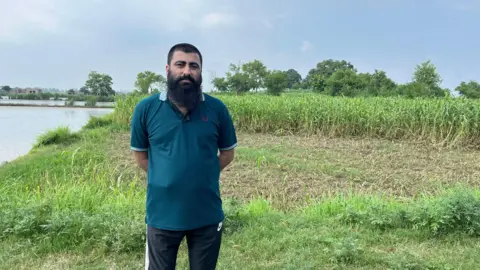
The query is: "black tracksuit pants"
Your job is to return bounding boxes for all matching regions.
[145,222,223,270]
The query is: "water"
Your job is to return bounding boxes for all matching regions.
[0,105,113,164]
[0,99,115,107]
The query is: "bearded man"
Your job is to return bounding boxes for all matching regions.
[130,43,237,270]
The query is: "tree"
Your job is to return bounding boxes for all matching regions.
[305,59,357,92]
[1,85,11,92]
[79,86,90,95]
[285,69,302,89]
[85,71,115,96]
[135,71,166,94]
[397,82,431,98]
[241,60,268,92]
[456,81,480,99]
[412,60,444,97]
[264,70,288,96]
[324,69,366,97]
[225,63,254,95]
[359,70,397,96]
[227,72,253,95]
[211,77,229,92]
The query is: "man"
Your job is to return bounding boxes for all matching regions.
[130,43,237,270]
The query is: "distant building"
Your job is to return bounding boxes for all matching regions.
[10,87,42,94]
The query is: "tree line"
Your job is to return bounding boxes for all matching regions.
[1,71,117,97]
[2,60,479,99]
[210,59,480,98]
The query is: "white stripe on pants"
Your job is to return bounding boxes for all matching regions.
[145,224,149,270]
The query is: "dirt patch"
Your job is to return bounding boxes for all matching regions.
[108,131,480,210]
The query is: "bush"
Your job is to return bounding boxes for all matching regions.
[84,116,113,129]
[336,187,480,236]
[33,126,80,149]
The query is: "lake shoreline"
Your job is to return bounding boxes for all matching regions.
[0,103,114,109]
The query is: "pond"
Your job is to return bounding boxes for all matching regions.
[0,99,115,107]
[0,106,113,164]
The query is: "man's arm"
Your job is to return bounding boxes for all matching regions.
[130,101,150,172]
[218,102,238,172]
[219,148,234,171]
[133,151,148,172]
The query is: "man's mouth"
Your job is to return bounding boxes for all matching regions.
[179,80,192,86]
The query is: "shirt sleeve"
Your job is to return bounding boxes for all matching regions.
[130,101,149,152]
[218,102,238,151]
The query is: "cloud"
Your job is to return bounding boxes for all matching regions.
[300,41,313,52]
[200,12,238,28]
[0,0,243,44]
[0,0,60,43]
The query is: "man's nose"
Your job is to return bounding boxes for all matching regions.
[182,66,193,76]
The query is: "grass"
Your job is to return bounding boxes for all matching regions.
[32,126,81,149]
[113,92,480,148]
[2,92,480,269]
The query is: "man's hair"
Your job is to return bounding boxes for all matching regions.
[167,43,203,66]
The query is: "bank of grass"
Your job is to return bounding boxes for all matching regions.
[2,93,480,268]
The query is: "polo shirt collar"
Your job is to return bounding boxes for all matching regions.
[159,91,205,102]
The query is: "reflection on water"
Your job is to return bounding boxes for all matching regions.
[0,106,113,163]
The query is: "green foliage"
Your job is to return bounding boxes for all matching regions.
[330,235,364,264]
[118,92,480,148]
[324,69,366,96]
[241,59,268,91]
[1,85,11,92]
[134,71,166,94]
[85,95,97,107]
[413,60,442,90]
[33,126,80,149]
[85,71,115,96]
[84,116,113,129]
[264,70,288,96]
[360,70,397,96]
[110,93,149,129]
[65,99,75,106]
[285,69,302,88]
[456,80,480,99]
[306,59,357,92]
[219,93,480,147]
[211,77,229,92]
[336,187,480,237]
[1,113,480,267]
[225,66,254,95]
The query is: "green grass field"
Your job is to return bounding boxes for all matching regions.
[1,92,480,269]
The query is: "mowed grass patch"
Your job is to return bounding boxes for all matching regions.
[112,131,480,210]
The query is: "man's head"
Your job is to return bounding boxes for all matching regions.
[166,43,203,112]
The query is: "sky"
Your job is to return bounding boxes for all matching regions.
[0,0,479,93]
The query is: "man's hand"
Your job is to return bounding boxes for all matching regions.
[219,149,235,172]
[133,151,148,172]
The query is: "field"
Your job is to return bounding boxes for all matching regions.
[1,92,480,269]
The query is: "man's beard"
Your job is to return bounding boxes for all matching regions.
[167,72,202,112]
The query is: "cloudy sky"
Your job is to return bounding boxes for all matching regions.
[0,0,479,92]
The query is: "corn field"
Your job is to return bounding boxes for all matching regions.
[113,93,480,148]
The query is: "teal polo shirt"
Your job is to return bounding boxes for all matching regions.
[130,91,237,231]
